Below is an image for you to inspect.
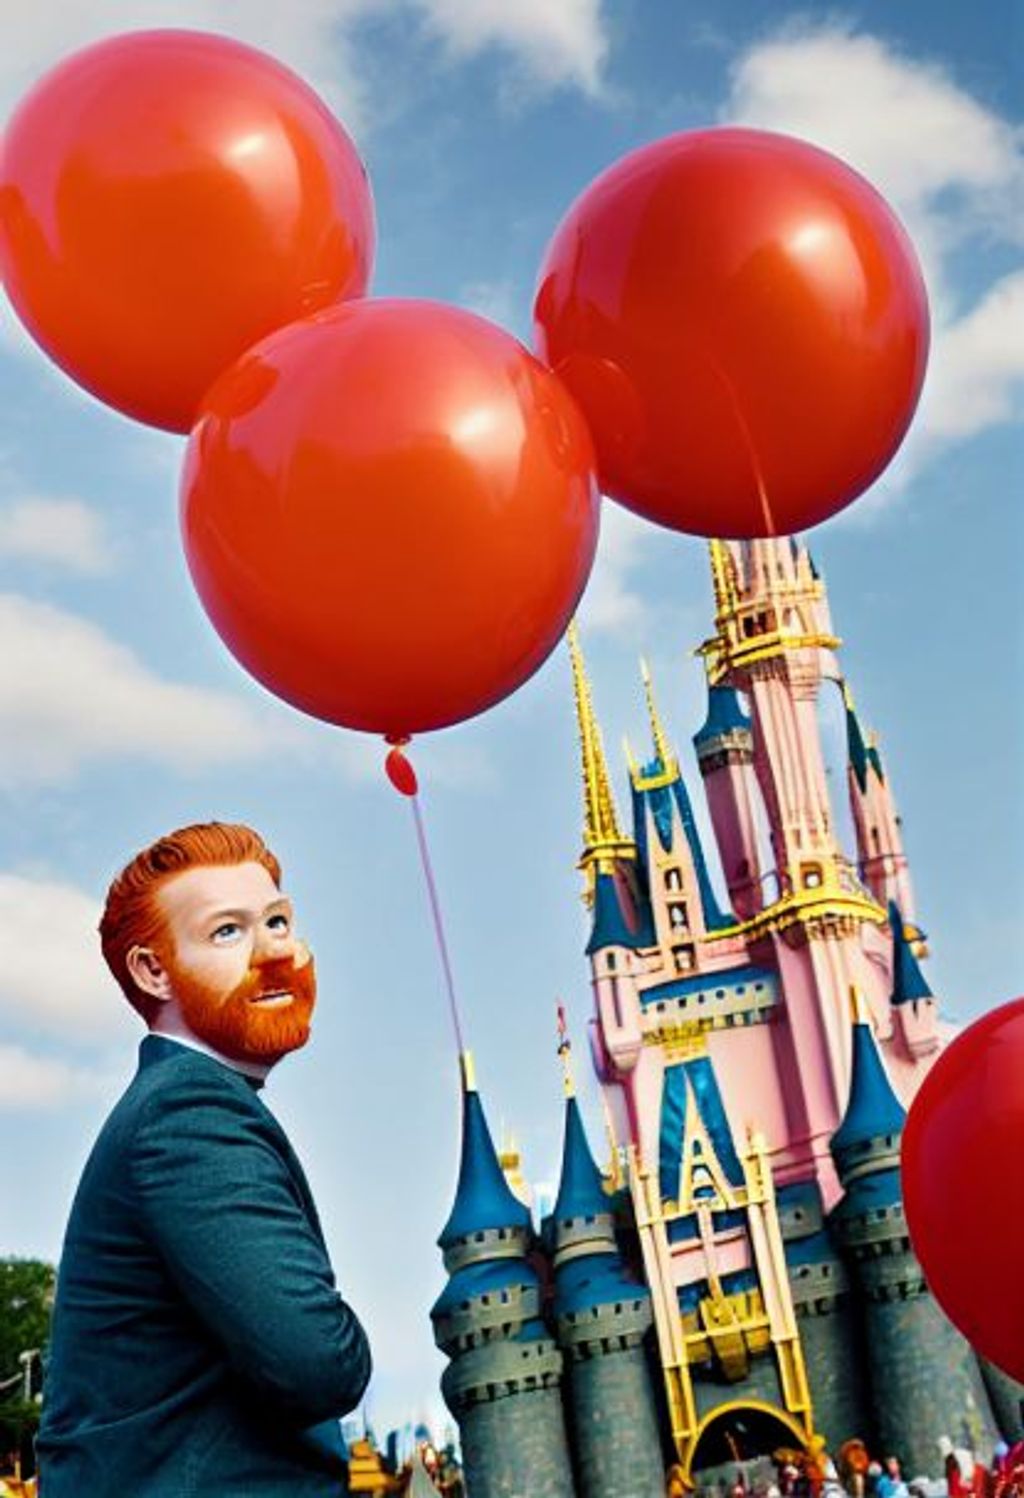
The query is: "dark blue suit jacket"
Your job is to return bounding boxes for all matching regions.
[37,1034,371,1495]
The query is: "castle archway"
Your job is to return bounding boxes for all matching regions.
[689,1399,808,1479]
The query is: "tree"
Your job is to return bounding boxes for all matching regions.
[0,1259,54,1386]
[0,1258,54,1476]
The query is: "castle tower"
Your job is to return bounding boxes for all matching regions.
[568,622,653,1135]
[431,1056,576,1497]
[548,1051,664,1498]
[844,687,915,920]
[829,995,998,1474]
[571,626,814,1483]
[886,903,943,1067]
[693,683,765,920]
[700,537,890,1201]
[776,1179,871,1452]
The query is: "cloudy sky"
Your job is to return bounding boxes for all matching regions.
[1,0,1021,1441]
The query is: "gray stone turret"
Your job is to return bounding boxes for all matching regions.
[829,1000,998,1474]
[778,1180,871,1450]
[431,1059,575,1497]
[548,1094,664,1497]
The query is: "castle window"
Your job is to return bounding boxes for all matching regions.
[669,902,688,930]
[665,868,682,891]
[673,946,694,974]
[606,951,617,972]
[716,989,725,998]
[802,865,823,889]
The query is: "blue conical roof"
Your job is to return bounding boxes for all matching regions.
[693,685,751,748]
[438,1086,532,1249]
[586,865,656,954]
[552,1096,609,1223]
[831,1020,906,1157]
[845,695,885,792]
[631,776,733,933]
[889,902,933,1006]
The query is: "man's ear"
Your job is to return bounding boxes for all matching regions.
[127,946,173,1003]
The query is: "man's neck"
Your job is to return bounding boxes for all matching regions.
[148,1012,272,1083]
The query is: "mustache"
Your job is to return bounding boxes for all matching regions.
[237,952,315,1001]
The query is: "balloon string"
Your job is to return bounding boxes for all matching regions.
[409,791,466,1060]
[708,358,777,537]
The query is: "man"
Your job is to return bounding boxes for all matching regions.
[37,822,371,1495]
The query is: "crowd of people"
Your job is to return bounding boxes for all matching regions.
[693,1435,1024,1498]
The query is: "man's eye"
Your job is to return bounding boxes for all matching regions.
[267,914,290,933]
[211,922,242,942]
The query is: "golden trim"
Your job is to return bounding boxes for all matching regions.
[567,620,635,894]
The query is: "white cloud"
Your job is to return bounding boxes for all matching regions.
[0,874,133,1047]
[0,496,111,574]
[0,1043,116,1111]
[0,0,608,132]
[724,24,1024,488]
[0,2,369,128]
[915,269,1024,448]
[576,501,654,634]
[411,0,607,94]
[0,593,291,786]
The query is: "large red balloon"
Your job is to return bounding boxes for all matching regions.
[181,299,599,735]
[0,30,374,432]
[533,127,929,538]
[902,998,1024,1380]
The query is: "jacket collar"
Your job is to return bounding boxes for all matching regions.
[138,1033,265,1091]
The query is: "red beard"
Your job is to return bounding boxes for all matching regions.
[170,952,317,1065]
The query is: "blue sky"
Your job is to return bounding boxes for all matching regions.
[1,0,1021,1440]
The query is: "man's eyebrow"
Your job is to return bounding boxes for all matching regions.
[198,897,291,925]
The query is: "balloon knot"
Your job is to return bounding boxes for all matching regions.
[384,739,418,797]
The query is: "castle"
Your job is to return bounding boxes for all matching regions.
[431,536,1021,1496]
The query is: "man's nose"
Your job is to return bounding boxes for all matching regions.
[253,922,295,964]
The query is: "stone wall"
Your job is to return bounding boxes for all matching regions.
[565,1345,665,1498]
[458,1387,577,1498]
[863,1288,998,1476]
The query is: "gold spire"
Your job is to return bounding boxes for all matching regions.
[459,1049,477,1092]
[708,538,735,619]
[567,620,634,894]
[556,1002,576,1099]
[848,985,873,1026]
[640,657,678,777]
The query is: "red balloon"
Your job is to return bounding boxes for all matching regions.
[902,998,1024,1380]
[0,30,374,432]
[533,127,929,538]
[181,299,599,735]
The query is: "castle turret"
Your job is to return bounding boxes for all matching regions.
[700,538,889,1201]
[776,1179,871,1451]
[630,661,735,971]
[549,1063,664,1498]
[694,684,765,920]
[431,1056,576,1497]
[829,996,998,1474]
[844,686,915,920]
[568,623,651,1100]
[887,903,941,1062]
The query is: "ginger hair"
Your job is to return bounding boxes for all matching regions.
[99,822,281,1024]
